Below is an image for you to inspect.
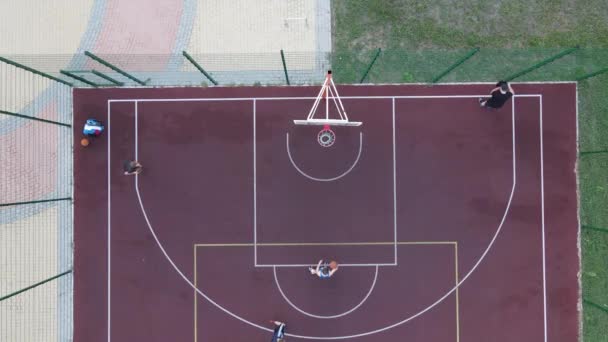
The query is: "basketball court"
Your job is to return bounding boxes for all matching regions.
[73,81,579,341]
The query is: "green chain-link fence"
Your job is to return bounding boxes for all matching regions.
[1,48,607,341]
[0,48,606,87]
[1,57,73,342]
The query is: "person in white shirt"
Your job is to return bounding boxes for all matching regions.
[269,320,286,342]
[308,260,338,279]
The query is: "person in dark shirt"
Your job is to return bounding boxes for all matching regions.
[479,81,514,109]
[123,160,143,175]
[269,320,286,342]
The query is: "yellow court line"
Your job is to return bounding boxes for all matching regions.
[194,241,457,247]
[193,241,460,342]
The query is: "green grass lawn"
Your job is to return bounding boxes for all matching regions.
[331,1,608,340]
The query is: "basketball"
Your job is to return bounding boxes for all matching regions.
[80,138,90,147]
[329,261,338,269]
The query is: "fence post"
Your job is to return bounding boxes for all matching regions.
[582,225,608,234]
[280,50,290,85]
[583,298,608,314]
[182,51,218,85]
[91,70,124,86]
[580,150,608,156]
[577,67,608,81]
[60,70,99,87]
[0,270,72,302]
[359,48,382,83]
[84,51,147,85]
[0,110,71,128]
[431,47,480,83]
[504,47,580,81]
[0,197,72,207]
[0,56,73,86]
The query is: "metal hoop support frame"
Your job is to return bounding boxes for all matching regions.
[293,70,362,147]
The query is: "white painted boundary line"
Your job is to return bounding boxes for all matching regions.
[135,102,138,159]
[97,81,576,91]
[574,82,584,341]
[133,173,273,335]
[392,97,397,264]
[253,99,257,266]
[106,102,111,342]
[539,97,548,342]
[106,93,549,340]
[108,94,543,104]
[131,105,271,337]
[273,265,379,319]
[261,96,396,266]
[366,81,578,86]
[109,94,533,103]
[256,263,395,268]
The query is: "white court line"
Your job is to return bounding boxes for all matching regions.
[285,132,363,182]
[107,94,550,340]
[392,97,397,264]
[98,81,575,92]
[106,102,111,342]
[135,102,138,159]
[574,83,584,340]
[256,263,395,268]
[108,94,532,103]
[512,94,543,98]
[132,101,270,336]
[539,98,548,342]
[115,96,517,339]
[273,265,379,319]
[253,99,257,266]
[133,174,273,334]
[269,97,397,264]
[359,81,578,86]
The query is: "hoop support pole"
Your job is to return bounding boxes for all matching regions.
[307,76,329,120]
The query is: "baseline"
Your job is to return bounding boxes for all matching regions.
[109,94,528,104]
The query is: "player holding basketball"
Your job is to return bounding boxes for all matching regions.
[308,259,338,279]
[269,320,286,342]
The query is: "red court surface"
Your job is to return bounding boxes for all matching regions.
[73,83,580,342]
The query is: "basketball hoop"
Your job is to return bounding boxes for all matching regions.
[293,70,361,127]
[293,70,361,147]
[317,125,335,147]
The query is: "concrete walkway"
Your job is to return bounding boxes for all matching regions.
[0,1,331,341]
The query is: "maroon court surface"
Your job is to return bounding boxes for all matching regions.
[73,83,580,342]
